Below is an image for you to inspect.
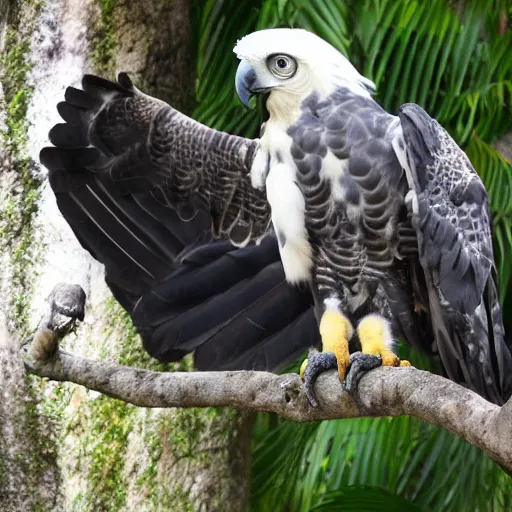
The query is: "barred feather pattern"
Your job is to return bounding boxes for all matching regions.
[90,77,272,246]
[398,104,512,403]
[287,88,410,319]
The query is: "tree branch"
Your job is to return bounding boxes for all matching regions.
[18,283,512,472]
[23,347,512,472]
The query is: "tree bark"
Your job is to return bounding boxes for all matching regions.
[0,0,252,510]
[23,340,512,473]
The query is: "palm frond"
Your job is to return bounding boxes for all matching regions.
[251,416,512,511]
[310,486,427,511]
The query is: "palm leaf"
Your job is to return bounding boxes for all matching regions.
[310,486,427,511]
[250,415,512,511]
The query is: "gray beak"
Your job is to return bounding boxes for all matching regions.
[235,59,265,109]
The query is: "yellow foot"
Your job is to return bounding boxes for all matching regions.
[319,307,353,379]
[357,314,410,367]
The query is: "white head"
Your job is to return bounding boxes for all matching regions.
[233,29,375,120]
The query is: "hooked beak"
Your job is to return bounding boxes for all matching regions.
[235,59,270,109]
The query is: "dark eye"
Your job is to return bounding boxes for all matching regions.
[268,54,297,79]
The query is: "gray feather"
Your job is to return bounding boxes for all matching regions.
[399,103,512,403]
[78,74,271,247]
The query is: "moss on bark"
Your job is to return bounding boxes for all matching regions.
[88,0,195,113]
[0,1,64,510]
[0,0,43,334]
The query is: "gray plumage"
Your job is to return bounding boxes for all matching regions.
[84,74,271,246]
[399,105,511,403]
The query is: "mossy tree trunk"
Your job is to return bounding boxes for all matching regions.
[0,0,252,510]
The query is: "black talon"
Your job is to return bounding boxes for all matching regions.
[345,352,382,398]
[304,349,338,407]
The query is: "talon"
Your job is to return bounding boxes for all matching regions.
[302,350,337,407]
[380,348,400,367]
[345,352,382,395]
[400,360,411,367]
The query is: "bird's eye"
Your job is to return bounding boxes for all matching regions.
[268,54,297,79]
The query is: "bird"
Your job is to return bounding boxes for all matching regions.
[39,28,512,405]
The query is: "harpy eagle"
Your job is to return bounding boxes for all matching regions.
[40,28,512,405]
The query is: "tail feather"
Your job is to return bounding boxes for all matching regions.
[138,262,314,367]
[49,123,89,148]
[64,85,102,110]
[195,309,317,371]
[193,281,314,370]
[57,100,92,125]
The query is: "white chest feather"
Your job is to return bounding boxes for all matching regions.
[266,162,313,283]
[256,124,313,284]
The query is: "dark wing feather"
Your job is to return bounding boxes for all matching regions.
[43,73,271,243]
[40,73,314,371]
[398,103,512,404]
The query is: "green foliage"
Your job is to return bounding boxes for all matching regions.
[89,0,117,75]
[192,1,512,510]
[250,415,512,511]
[310,486,426,511]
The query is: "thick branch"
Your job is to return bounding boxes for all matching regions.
[24,348,512,472]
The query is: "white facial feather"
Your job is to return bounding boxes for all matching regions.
[233,28,375,103]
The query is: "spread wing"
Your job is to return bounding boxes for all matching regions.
[40,73,316,371]
[397,103,512,404]
[41,73,271,244]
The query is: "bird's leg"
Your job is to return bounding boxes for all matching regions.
[300,298,353,406]
[346,314,410,395]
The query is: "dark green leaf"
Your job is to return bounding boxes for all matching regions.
[310,486,427,511]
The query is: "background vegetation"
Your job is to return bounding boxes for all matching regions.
[190,1,512,510]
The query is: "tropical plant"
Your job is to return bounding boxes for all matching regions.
[191,1,512,510]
